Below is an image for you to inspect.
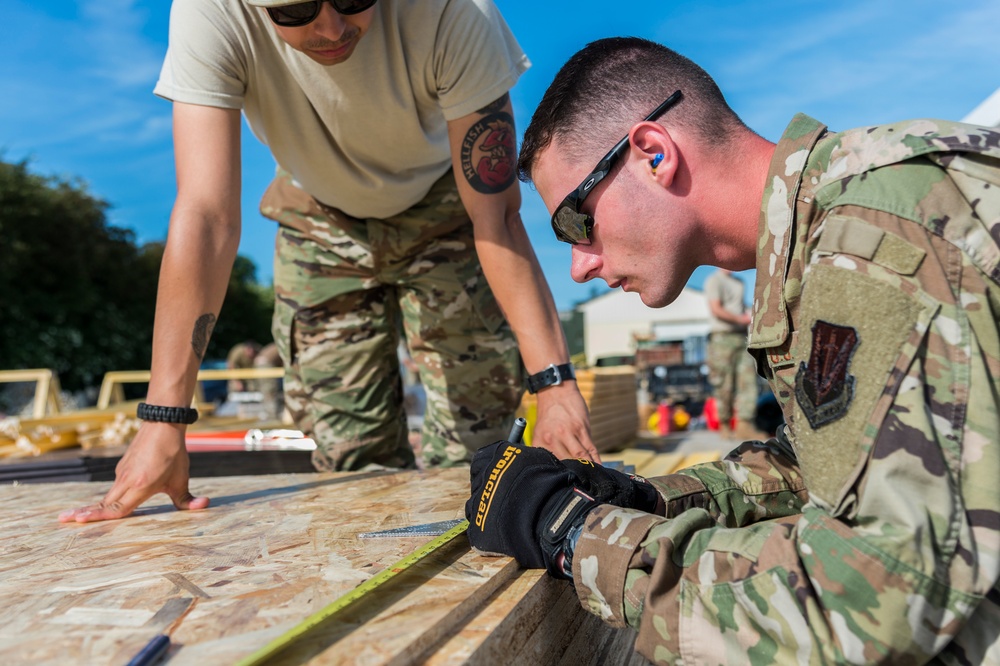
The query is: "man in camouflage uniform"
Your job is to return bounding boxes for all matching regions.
[467,37,1000,664]
[703,269,760,439]
[59,0,598,524]
[225,340,261,395]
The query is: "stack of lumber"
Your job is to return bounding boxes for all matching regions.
[579,367,639,452]
[520,366,639,453]
[0,408,141,459]
[601,447,725,478]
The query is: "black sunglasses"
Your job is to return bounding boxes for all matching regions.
[266,0,377,27]
[550,90,683,245]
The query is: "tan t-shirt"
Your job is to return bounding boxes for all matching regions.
[154,0,530,219]
[703,271,748,334]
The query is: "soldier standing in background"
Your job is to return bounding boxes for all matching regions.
[703,268,760,440]
[253,342,284,421]
[225,340,261,395]
[468,36,1000,664]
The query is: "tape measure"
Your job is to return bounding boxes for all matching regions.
[358,518,466,539]
[234,519,470,666]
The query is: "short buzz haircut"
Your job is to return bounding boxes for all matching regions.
[518,37,749,183]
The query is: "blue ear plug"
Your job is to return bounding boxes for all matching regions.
[651,153,664,169]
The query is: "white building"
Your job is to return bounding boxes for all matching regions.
[963,87,1000,127]
[574,287,710,366]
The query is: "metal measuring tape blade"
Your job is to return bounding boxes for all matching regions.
[235,518,470,666]
[359,518,466,539]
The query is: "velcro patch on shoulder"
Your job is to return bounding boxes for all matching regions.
[816,215,926,275]
[816,215,884,259]
[789,264,925,509]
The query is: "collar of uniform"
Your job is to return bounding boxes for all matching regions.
[748,114,828,350]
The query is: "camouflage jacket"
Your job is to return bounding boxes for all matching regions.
[572,115,1000,664]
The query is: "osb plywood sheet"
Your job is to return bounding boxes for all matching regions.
[0,469,523,665]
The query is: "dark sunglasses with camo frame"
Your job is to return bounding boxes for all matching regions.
[266,0,378,27]
[550,90,683,245]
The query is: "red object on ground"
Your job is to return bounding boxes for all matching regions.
[703,397,720,431]
[185,431,249,451]
[657,402,671,436]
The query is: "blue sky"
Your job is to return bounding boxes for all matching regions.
[2,0,998,310]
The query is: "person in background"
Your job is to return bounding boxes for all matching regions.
[253,341,284,420]
[225,340,261,395]
[703,268,761,440]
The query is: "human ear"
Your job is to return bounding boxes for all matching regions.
[629,122,677,185]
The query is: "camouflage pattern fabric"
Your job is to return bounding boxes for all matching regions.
[572,116,1000,664]
[263,168,523,471]
[706,332,758,424]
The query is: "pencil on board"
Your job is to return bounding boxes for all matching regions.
[126,634,170,666]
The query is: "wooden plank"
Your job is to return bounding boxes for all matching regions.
[676,451,723,470]
[0,468,645,665]
[0,368,62,418]
[424,569,647,666]
[637,452,686,478]
[0,470,488,664]
[601,449,657,475]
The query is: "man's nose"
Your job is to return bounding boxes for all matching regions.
[570,246,600,284]
[313,2,349,40]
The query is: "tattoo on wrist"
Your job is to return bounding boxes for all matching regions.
[476,93,509,116]
[460,110,516,194]
[191,314,216,360]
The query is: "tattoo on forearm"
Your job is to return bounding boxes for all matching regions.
[476,93,509,116]
[191,314,216,360]
[460,110,516,194]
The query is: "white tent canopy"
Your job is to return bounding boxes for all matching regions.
[963,87,1000,127]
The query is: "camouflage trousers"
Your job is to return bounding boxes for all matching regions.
[706,331,758,424]
[261,169,523,471]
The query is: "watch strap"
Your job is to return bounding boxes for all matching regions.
[136,402,199,425]
[525,363,575,394]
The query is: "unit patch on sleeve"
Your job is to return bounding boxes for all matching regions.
[794,320,859,428]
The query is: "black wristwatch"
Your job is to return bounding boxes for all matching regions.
[525,363,575,394]
[136,402,199,425]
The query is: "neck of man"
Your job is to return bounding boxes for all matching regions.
[692,131,776,272]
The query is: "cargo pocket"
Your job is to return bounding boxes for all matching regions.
[780,263,933,514]
[678,521,808,663]
[678,567,811,663]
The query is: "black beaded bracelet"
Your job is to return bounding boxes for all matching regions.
[136,402,199,425]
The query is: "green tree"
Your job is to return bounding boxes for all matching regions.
[0,159,274,393]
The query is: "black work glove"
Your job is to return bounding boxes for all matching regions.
[561,459,663,515]
[466,440,598,579]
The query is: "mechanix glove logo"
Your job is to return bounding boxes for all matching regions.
[795,320,859,428]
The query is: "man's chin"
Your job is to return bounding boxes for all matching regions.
[637,288,671,309]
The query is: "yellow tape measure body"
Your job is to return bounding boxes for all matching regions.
[235,519,470,666]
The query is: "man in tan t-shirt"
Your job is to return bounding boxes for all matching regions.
[60,0,597,523]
